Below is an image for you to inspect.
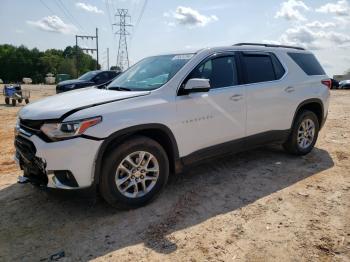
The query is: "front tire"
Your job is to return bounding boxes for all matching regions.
[99,136,169,209]
[283,110,319,155]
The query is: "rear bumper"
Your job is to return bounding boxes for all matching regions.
[15,133,103,189]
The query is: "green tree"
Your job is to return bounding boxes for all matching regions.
[0,44,99,83]
[57,58,76,77]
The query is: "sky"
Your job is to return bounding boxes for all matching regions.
[0,0,349,76]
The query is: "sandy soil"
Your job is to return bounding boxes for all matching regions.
[0,85,349,261]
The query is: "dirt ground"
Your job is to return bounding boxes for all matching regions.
[0,85,349,262]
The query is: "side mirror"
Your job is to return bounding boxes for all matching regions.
[184,78,210,93]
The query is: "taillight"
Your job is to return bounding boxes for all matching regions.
[321,79,332,89]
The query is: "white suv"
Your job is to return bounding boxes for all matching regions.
[15,43,330,208]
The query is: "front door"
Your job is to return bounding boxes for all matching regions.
[175,53,246,157]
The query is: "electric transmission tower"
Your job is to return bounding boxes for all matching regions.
[113,9,132,71]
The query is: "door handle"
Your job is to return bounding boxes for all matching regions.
[285,86,295,93]
[230,94,243,101]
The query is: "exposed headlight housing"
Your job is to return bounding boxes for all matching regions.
[40,116,102,141]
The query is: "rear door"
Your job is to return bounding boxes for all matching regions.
[240,51,293,136]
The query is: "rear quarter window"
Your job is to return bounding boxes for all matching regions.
[271,54,286,79]
[288,53,325,76]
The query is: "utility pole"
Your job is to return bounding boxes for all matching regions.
[75,27,99,75]
[75,35,78,78]
[113,9,132,71]
[107,48,109,70]
[96,28,99,69]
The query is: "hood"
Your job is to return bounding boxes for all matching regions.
[19,87,150,120]
[57,79,90,86]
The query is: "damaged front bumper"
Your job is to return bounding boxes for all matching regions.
[14,129,103,190]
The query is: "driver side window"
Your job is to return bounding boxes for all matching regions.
[188,55,238,89]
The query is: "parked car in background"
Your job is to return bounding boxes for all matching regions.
[331,78,339,89]
[56,70,120,93]
[339,80,350,89]
[56,74,71,83]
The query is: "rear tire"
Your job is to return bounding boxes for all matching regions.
[18,99,23,103]
[25,98,29,104]
[283,110,319,155]
[5,97,9,105]
[99,136,169,209]
[11,99,16,106]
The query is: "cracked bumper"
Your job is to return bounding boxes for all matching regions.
[15,133,103,189]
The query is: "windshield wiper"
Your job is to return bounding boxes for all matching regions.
[108,86,132,91]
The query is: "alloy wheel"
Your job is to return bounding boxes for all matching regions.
[297,118,315,149]
[115,151,159,198]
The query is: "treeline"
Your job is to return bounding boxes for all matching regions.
[0,44,99,83]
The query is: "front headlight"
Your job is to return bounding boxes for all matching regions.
[40,116,102,141]
[65,84,75,89]
[14,117,20,136]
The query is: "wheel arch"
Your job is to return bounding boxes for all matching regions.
[93,124,180,185]
[292,98,324,129]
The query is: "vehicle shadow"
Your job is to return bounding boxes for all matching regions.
[0,145,334,261]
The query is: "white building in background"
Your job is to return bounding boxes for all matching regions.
[45,73,55,84]
[333,73,350,82]
[22,78,32,84]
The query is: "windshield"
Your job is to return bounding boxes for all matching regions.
[108,54,194,91]
[78,71,99,81]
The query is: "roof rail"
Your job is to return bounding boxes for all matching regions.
[234,43,305,51]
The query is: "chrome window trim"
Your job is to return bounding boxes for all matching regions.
[176,49,289,94]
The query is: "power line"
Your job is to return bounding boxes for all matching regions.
[58,0,87,32]
[133,0,148,34]
[105,0,114,33]
[110,0,117,15]
[130,0,138,18]
[39,0,56,15]
[58,0,84,27]
[53,0,87,33]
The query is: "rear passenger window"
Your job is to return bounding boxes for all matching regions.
[189,56,238,89]
[242,54,276,84]
[288,53,325,76]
